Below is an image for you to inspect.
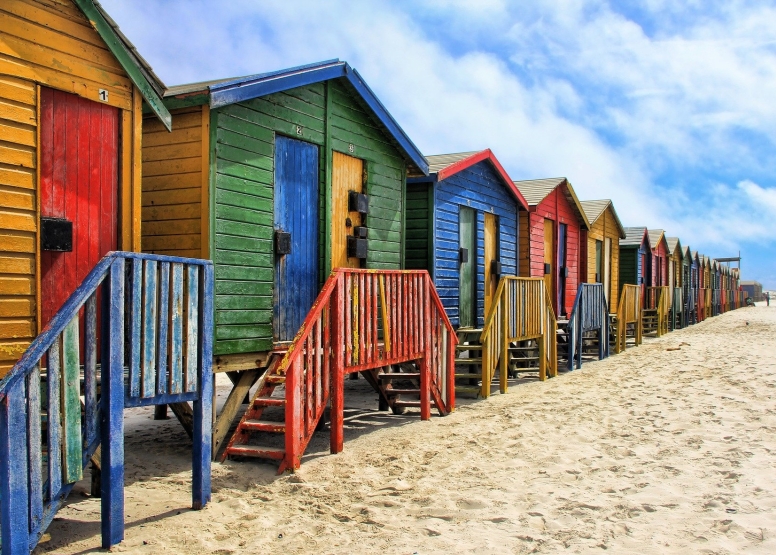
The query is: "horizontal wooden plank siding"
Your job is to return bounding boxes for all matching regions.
[142,106,206,259]
[405,182,430,270]
[586,205,621,309]
[0,0,134,110]
[433,162,519,327]
[209,78,408,356]
[0,76,36,375]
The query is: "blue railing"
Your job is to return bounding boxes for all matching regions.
[566,284,609,371]
[0,252,213,554]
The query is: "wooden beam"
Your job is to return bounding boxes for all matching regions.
[212,368,260,459]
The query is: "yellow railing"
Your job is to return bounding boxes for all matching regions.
[615,284,642,353]
[644,286,670,337]
[479,277,557,397]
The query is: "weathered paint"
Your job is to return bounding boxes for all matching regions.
[583,203,623,309]
[619,229,651,298]
[483,212,497,315]
[274,136,320,342]
[543,218,554,306]
[0,0,149,376]
[406,157,521,327]
[331,151,363,269]
[458,207,476,328]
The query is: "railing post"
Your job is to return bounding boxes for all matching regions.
[500,286,508,394]
[419,356,431,421]
[192,263,213,509]
[101,258,125,548]
[0,377,30,555]
[330,273,345,454]
[285,356,301,467]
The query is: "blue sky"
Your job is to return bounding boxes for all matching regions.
[103,0,776,288]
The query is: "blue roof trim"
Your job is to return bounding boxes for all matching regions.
[208,60,429,174]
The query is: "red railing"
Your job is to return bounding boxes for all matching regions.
[278,269,456,472]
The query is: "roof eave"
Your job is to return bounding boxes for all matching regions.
[74,0,171,130]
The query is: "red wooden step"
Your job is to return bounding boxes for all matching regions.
[378,373,421,380]
[266,375,286,384]
[226,445,285,460]
[253,397,286,408]
[242,419,285,433]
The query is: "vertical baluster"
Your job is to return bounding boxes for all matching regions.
[330,273,345,454]
[285,356,302,469]
[186,266,200,393]
[85,294,98,448]
[372,275,379,362]
[169,263,184,395]
[142,260,158,398]
[316,315,323,415]
[62,316,82,483]
[322,301,331,409]
[364,274,372,365]
[379,275,391,356]
[47,339,62,500]
[0,377,30,553]
[306,333,314,434]
[129,259,142,399]
[28,364,43,534]
[192,262,213,510]
[390,275,398,358]
[345,273,352,367]
[156,262,170,395]
[101,258,125,548]
[418,276,425,360]
[358,273,365,366]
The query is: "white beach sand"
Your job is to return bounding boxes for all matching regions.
[37,305,776,554]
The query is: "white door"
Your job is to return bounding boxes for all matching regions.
[603,238,612,305]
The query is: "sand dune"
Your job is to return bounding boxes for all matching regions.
[37,306,776,554]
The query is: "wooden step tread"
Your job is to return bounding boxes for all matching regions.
[378,373,421,380]
[454,373,482,379]
[456,344,483,350]
[226,445,285,460]
[266,375,286,384]
[242,419,285,433]
[393,400,438,408]
[253,397,286,408]
[455,358,483,364]
[384,388,421,395]
[455,386,481,395]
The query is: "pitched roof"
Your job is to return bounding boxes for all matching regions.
[76,0,170,129]
[513,177,590,229]
[621,226,649,247]
[579,199,626,238]
[666,237,681,254]
[164,59,427,174]
[648,229,668,252]
[423,150,528,210]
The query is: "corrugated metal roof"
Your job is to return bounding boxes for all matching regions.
[512,178,566,206]
[425,152,480,174]
[165,77,239,97]
[648,229,665,250]
[621,226,648,247]
[666,237,680,253]
[579,199,626,238]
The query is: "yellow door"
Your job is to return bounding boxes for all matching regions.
[484,213,498,315]
[331,151,364,269]
[543,219,554,308]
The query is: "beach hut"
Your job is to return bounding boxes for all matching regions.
[648,230,669,287]
[405,150,529,327]
[579,200,626,309]
[142,60,456,465]
[618,227,651,294]
[0,0,171,376]
[666,237,684,329]
[682,245,693,324]
[643,230,669,336]
[513,178,591,318]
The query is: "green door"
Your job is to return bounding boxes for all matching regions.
[459,207,476,328]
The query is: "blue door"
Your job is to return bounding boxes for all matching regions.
[274,136,319,342]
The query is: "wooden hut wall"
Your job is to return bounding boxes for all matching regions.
[0,0,145,375]
[618,237,649,292]
[143,79,408,356]
[142,106,210,259]
[585,205,621,309]
[652,238,668,286]
[407,161,519,327]
[519,185,583,317]
[405,182,433,271]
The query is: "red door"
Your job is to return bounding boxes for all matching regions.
[39,87,119,329]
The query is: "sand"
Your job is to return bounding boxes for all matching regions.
[36,305,776,554]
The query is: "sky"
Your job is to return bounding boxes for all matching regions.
[102,0,776,288]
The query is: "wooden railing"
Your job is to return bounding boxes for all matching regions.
[670,287,684,330]
[276,269,456,472]
[644,286,670,337]
[479,277,557,397]
[697,288,707,321]
[614,285,642,353]
[566,283,608,371]
[0,252,213,553]
[542,285,558,379]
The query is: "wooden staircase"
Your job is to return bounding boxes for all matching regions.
[454,328,484,396]
[221,269,456,473]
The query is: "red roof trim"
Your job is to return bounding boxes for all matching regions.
[435,149,529,211]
